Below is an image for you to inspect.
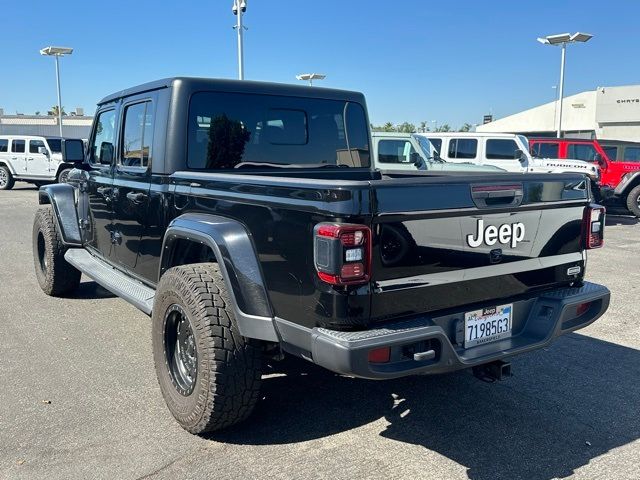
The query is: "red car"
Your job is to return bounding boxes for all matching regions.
[530,137,640,217]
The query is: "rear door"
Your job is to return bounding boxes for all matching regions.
[10,139,26,176]
[27,139,51,177]
[111,95,155,273]
[368,174,589,322]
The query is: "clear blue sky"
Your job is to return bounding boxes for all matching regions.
[1,0,638,128]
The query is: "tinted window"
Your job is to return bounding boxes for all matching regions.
[448,138,477,159]
[567,143,598,162]
[90,110,117,165]
[428,138,442,153]
[187,92,370,169]
[531,142,559,158]
[11,140,25,153]
[0,139,7,152]
[378,140,416,164]
[29,139,46,154]
[46,139,62,153]
[486,139,519,159]
[623,147,640,162]
[121,102,153,167]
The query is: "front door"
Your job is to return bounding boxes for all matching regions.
[9,139,26,176]
[27,139,51,177]
[86,108,118,258]
[111,98,154,275]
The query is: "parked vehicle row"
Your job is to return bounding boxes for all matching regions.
[530,137,640,217]
[31,77,610,435]
[0,135,85,189]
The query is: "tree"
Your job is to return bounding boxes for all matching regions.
[397,122,417,133]
[458,123,473,132]
[419,121,428,133]
[50,106,66,116]
[435,124,451,132]
[383,122,395,132]
[35,111,41,116]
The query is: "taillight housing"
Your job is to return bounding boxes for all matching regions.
[314,223,372,286]
[583,205,605,249]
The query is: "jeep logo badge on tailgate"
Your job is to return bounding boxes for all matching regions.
[467,219,525,248]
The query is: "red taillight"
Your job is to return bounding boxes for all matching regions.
[583,205,605,249]
[314,223,372,286]
[368,347,390,363]
[576,302,592,316]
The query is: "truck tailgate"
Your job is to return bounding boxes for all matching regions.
[369,174,589,322]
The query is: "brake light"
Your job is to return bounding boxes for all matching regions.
[368,347,391,363]
[314,223,372,286]
[583,205,605,249]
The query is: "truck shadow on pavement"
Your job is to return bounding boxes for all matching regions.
[606,214,638,226]
[214,333,640,480]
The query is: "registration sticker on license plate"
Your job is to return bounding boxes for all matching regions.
[464,304,512,348]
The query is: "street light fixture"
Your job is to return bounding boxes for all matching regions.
[537,32,593,137]
[296,73,326,86]
[40,46,73,137]
[232,0,247,80]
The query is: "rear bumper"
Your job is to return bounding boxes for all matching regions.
[278,282,610,380]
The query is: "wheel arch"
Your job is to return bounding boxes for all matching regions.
[37,184,82,246]
[159,213,278,342]
[614,171,640,196]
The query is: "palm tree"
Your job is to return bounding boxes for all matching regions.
[50,106,66,116]
[383,122,395,132]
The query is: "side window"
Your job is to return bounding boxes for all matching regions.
[567,143,598,162]
[486,139,519,159]
[29,140,46,154]
[90,109,117,165]
[448,138,477,159]
[120,101,154,168]
[623,147,640,163]
[602,146,618,161]
[428,138,442,153]
[378,140,416,164]
[11,140,25,153]
[531,142,559,158]
[0,139,8,152]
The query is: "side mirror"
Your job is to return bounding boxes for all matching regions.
[514,149,526,163]
[37,146,49,156]
[99,142,114,164]
[62,138,85,164]
[594,153,605,166]
[433,151,442,161]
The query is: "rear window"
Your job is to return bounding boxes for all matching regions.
[567,143,598,162]
[11,140,25,153]
[0,139,7,152]
[486,139,519,159]
[623,146,640,162]
[46,139,62,153]
[187,92,370,169]
[447,138,477,159]
[531,142,559,158]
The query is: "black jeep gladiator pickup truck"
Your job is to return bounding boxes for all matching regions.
[33,77,610,434]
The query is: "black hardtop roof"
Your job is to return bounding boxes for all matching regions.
[98,77,366,105]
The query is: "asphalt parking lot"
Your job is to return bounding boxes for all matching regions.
[1,183,639,480]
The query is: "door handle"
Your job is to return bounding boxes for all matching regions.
[27,157,34,161]
[126,192,148,204]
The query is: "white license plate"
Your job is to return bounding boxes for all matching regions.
[464,304,512,348]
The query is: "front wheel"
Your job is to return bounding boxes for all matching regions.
[152,263,263,434]
[626,185,640,218]
[57,167,73,184]
[0,165,14,190]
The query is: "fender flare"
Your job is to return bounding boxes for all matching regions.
[614,171,640,196]
[0,160,17,175]
[38,184,82,246]
[159,212,278,342]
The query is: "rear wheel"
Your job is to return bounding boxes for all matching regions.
[0,165,14,190]
[152,263,263,434]
[626,185,640,218]
[32,207,81,296]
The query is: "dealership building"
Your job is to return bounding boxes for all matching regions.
[477,84,640,142]
[0,108,93,139]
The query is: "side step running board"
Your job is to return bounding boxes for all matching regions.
[64,249,155,315]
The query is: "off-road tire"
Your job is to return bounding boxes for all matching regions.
[32,207,81,296]
[626,184,640,218]
[152,263,263,434]
[57,167,73,184]
[0,165,14,190]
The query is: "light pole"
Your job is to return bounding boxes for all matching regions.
[40,46,73,137]
[537,32,593,138]
[296,73,326,86]
[232,0,247,80]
